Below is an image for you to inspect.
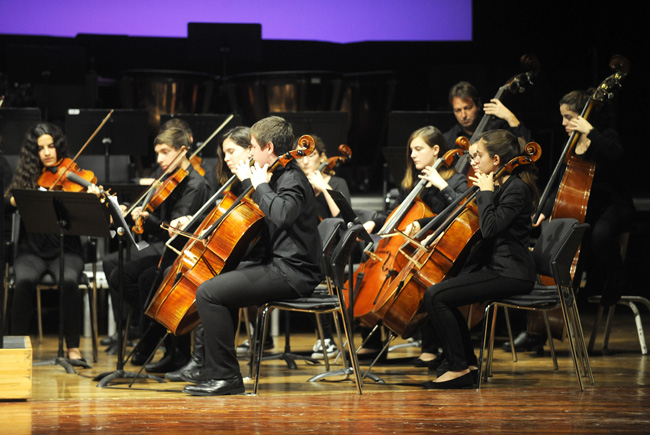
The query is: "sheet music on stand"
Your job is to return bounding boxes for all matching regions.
[327,190,374,243]
[105,195,149,251]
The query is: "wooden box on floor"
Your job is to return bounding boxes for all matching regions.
[0,336,32,400]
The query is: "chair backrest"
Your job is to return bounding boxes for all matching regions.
[318,217,344,271]
[329,223,365,290]
[533,218,588,285]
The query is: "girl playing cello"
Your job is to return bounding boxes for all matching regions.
[421,129,539,389]
[358,126,467,359]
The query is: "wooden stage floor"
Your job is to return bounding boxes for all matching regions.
[2,305,649,434]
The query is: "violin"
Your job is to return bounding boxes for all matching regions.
[318,144,352,175]
[38,157,97,192]
[131,115,234,234]
[132,151,189,235]
[145,135,316,335]
[37,109,113,192]
[372,142,542,338]
[189,115,235,177]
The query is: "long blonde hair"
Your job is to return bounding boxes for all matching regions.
[401,126,455,190]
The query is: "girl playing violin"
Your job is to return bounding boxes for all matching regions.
[421,129,539,389]
[296,135,351,220]
[184,116,322,396]
[4,122,98,362]
[295,134,352,359]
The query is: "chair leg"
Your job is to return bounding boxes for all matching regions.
[543,312,559,370]
[602,305,616,352]
[314,313,331,371]
[588,304,605,353]
[336,296,363,394]
[36,287,43,343]
[503,306,517,362]
[568,300,594,384]
[620,300,648,355]
[252,304,272,395]
[486,305,499,378]
[87,284,99,363]
[477,303,494,390]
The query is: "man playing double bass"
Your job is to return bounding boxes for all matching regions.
[443,81,532,147]
[183,116,322,396]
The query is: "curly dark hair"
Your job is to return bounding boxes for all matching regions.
[5,123,69,196]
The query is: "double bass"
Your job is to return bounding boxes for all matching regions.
[373,142,542,338]
[455,54,540,180]
[535,55,629,226]
[145,135,316,335]
[530,56,629,339]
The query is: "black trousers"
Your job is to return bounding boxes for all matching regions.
[585,205,634,307]
[196,263,297,379]
[11,252,84,348]
[423,271,534,372]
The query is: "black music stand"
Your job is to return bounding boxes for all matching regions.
[12,189,113,373]
[93,195,163,388]
[308,190,384,384]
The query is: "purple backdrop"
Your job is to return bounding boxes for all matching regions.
[0,0,471,42]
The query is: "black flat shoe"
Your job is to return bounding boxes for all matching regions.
[422,372,475,390]
[502,331,545,352]
[426,354,446,371]
[183,376,245,396]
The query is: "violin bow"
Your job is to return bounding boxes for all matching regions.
[188,114,235,161]
[49,109,114,190]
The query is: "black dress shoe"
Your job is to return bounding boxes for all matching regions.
[130,350,149,366]
[165,359,203,382]
[145,351,190,373]
[502,331,546,352]
[183,376,245,396]
[422,372,475,390]
[100,333,117,346]
[180,367,208,383]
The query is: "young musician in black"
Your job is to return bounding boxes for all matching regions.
[421,129,539,389]
[184,116,322,396]
[108,127,210,370]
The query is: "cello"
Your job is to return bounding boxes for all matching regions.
[145,135,316,335]
[373,142,542,338]
[348,141,468,328]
